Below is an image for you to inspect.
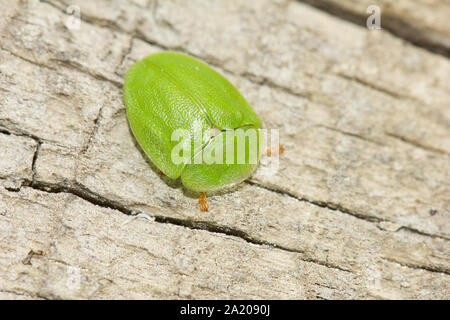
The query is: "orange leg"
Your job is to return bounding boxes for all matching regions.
[266,145,285,156]
[198,192,209,212]
[22,249,46,265]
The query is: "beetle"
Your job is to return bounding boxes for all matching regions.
[123,51,266,211]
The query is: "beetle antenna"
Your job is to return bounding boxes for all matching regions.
[266,145,285,156]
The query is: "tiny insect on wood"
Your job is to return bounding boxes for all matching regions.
[124,52,275,211]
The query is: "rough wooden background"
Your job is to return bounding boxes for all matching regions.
[0,0,449,299]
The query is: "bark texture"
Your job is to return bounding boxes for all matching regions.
[0,0,449,299]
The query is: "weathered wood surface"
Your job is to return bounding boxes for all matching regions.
[298,0,450,57]
[0,0,449,299]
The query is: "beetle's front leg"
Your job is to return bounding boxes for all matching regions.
[198,192,209,212]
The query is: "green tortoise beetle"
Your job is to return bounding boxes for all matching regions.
[124,52,281,211]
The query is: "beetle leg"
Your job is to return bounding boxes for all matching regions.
[266,145,285,156]
[22,249,46,265]
[198,192,209,212]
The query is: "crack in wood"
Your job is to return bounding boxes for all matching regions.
[0,289,49,300]
[31,141,42,182]
[296,0,450,58]
[247,180,450,241]
[386,132,450,157]
[80,105,105,154]
[315,124,386,147]
[382,257,450,276]
[49,58,123,88]
[336,73,410,101]
[247,180,383,223]
[20,179,353,274]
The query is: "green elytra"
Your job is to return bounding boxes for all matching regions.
[124,51,262,192]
